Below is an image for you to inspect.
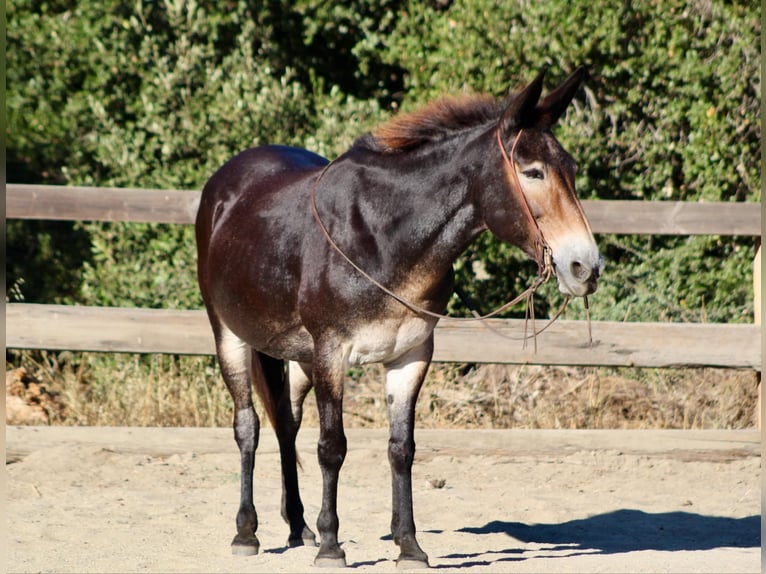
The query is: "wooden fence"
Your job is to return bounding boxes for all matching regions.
[5,184,762,374]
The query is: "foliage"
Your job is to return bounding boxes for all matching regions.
[78,222,202,309]
[383,0,760,322]
[6,0,760,327]
[6,220,92,303]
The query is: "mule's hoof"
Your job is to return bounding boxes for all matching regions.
[314,556,347,568]
[231,533,259,556]
[396,558,430,570]
[314,551,347,568]
[231,543,259,556]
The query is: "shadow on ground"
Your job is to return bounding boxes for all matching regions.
[453,509,759,559]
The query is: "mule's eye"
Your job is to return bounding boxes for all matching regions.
[523,168,544,180]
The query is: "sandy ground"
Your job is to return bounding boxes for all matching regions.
[5,426,761,573]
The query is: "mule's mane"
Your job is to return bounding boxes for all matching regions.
[364,94,503,153]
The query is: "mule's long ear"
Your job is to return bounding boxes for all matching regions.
[537,66,588,126]
[500,65,549,132]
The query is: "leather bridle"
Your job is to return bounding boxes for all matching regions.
[495,127,554,278]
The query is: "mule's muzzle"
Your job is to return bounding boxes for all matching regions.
[571,255,603,292]
[553,251,603,297]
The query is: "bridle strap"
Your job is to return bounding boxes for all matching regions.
[496,127,552,276]
[308,129,557,329]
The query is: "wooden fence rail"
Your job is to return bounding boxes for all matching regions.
[5,185,761,374]
[5,304,761,369]
[6,184,762,235]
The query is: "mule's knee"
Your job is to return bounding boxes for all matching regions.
[234,406,260,452]
[317,433,347,471]
[388,436,415,473]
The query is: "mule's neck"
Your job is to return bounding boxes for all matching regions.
[322,124,511,297]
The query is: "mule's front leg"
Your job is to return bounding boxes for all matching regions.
[313,351,348,567]
[385,340,433,569]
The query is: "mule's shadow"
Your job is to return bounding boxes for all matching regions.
[448,509,759,562]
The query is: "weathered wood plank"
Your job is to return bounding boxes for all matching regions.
[6,184,200,224]
[434,317,761,369]
[6,184,762,236]
[6,304,761,369]
[583,199,762,236]
[6,304,215,355]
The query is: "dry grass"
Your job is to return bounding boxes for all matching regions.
[308,363,758,430]
[6,350,759,430]
[6,351,231,427]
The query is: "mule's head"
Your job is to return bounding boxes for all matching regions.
[485,66,602,297]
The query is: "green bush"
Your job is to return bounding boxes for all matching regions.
[379,0,760,322]
[6,0,760,326]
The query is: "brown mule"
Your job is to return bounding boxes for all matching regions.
[195,66,601,568]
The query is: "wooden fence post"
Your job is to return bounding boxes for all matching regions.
[754,242,761,429]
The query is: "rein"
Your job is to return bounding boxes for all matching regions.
[308,128,574,344]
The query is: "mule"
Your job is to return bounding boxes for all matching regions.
[195,66,602,568]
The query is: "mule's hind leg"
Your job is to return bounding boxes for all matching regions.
[258,356,317,547]
[385,340,433,569]
[215,325,261,555]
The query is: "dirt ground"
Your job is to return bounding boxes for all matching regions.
[5,426,761,573]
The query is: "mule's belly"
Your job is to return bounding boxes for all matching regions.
[345,316,437,366]
[214,291,436,367]
[248,324,315,363]
[213,300,315,363]
[206,236,438,365]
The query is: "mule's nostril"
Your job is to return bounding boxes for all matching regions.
[570,260,591,282]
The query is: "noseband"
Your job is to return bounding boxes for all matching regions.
[309,128,567,341]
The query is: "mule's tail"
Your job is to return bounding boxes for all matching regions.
[250,351,283,432]
[252,351,303,468]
